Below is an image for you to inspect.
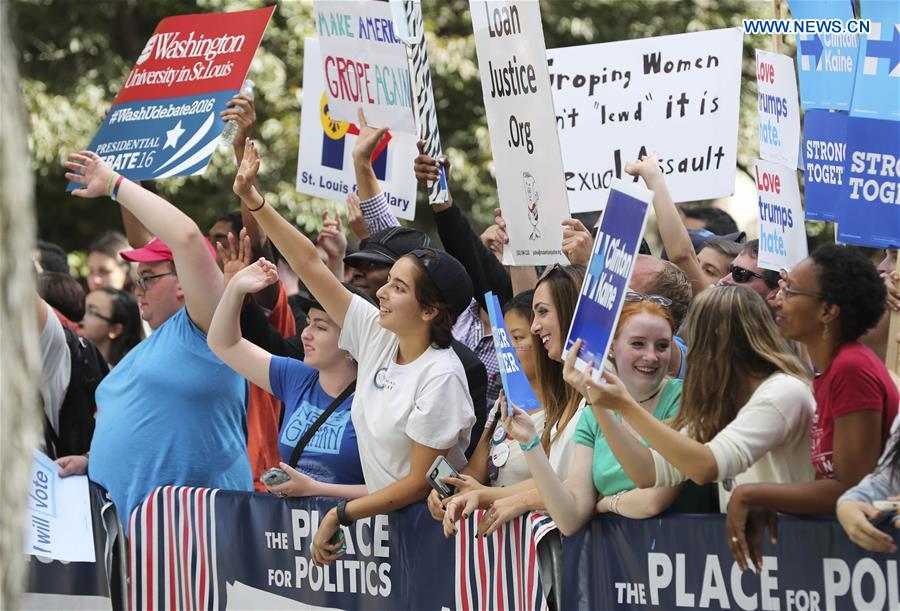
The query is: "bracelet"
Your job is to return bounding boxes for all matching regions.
[335,499,352,526]
[519,435,541,452]
[247,196,266,212]
[611,491,624,515]
[105,172,120,198]
[111,175,125,201]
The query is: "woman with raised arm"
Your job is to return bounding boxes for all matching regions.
[233,139,475,566]
[208,258,367,499]
[63,150,252,524]
[567,286,814,529]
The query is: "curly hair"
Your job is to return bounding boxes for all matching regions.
[643,260,692,329]
[810,243,886,342]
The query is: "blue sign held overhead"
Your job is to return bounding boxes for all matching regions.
[850,0,900,121]
[564,179,651,381]
[485,292,542,416]
[788,0,860,111]
[836,116,900,248]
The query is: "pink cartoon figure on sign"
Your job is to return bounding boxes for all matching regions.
[523,171,540,240]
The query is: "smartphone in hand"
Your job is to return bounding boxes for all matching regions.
[426,455,459,500]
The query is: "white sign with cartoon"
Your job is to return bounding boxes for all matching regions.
[470,1,569,265]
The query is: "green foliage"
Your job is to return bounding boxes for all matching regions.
[13,0,773,251]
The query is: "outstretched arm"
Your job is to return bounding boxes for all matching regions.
[625,154,705,295]
[234,140,353,326]
[207,259,279,392]
[65,151,222,332]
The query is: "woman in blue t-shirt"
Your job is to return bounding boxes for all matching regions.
[208,259,367,499]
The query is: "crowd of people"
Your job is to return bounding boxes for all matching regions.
[37,93,900,595]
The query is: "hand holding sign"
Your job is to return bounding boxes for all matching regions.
[499,393,539,446]
[352,109,389,165]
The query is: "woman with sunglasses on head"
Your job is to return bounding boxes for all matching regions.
[495,293,701,538]
[232,139,475,566]
[78,287,144,366]
[725,244,898,571]
[561,286,814,526]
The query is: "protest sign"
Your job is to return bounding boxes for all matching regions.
[804,110,849,222]
[72,6,274,184]
[753,160,808,271]
[390,0,449,203]
[836,117,900,248]
[25,451,95,562]
[470,0,569,266]
[547,29,742,213]
[314,1,416,135]
[485,291,541,415]
[564,179,650,381]
[788,0,860,111]
[850,0,900,121]
[297,38,417,221]
[756,50,801,169]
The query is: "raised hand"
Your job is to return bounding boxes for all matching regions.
[480,208,509,261]
[624,152,664,186]
[221,94,257,142]
[345,192,369,240]
[64,150,115,198]
[229,257,278,296]
[351,108,388,164]
[233,138,261,198]
[500,393,539,445]
[217,229,253,287]
[561,218,593,266]
[318,211,348,262]
[413,139,449,190]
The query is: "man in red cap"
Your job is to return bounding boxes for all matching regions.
[63,150,253,524]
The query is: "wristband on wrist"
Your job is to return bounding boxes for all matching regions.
[519,435,541,452]
[336,499,352,526]
[105,172,118,198]
[111,175,125,201]
[247,196,266,212]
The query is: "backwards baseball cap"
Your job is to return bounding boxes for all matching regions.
[343,226,433,268]
[292,282,376,316]
[408,247,473,317]
[120,237,217,263]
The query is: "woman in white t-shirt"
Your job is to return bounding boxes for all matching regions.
[564,285,815,515]
[438,265,588,537]
[235,140,475,565]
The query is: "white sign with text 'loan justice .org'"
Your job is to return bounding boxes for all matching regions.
[25,450,95,562]
[297,38,418,221]
[548,28,742,213]
[471,0,570,266]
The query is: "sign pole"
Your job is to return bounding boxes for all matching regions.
[771,0,783,53]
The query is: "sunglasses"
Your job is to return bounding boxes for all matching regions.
[624,291,672,307]
[728,265,765,284]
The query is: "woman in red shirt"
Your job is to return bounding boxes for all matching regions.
[726,243,899,571]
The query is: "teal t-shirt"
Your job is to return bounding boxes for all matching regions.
[573,378,682,496]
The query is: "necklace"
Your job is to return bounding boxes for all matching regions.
[637,384,664,404]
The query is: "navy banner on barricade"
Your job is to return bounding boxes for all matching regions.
[563,513,900,611]
[125,487,553,610]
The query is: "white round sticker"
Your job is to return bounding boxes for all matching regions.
[490,442,510,468]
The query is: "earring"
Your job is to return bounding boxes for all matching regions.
[108,332,118,340]
[822,322,828,339]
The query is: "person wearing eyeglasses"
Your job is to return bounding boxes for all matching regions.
[716,239,780,309]
[561,286,814,532]
[78,287,144,367]
[232,139,475,567]
[63,150,254,526]
[725,244,898,571]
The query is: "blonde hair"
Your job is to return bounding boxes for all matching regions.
[672,285,809,443]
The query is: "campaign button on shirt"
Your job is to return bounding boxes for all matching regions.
[492,422,507,444]
[490,443,510,468]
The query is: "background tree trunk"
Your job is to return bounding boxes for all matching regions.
[1,1,43,607]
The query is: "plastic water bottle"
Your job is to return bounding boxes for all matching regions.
[220,79,255,146]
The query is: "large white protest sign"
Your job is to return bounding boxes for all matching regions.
[470,0,569,266]
[297,38,418,221]
[756,50,801,169]
[315,0,417,134]
[24,451,95,562]
[754,160,808,271]
[547,29,742,213]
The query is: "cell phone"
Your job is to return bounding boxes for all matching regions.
[330,529,347,555]
[873,500,900,511]
[426,455,459,500]
[260,467,290,487]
